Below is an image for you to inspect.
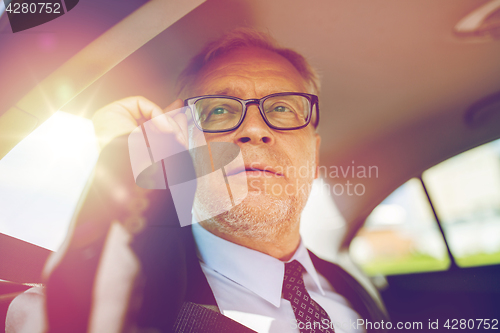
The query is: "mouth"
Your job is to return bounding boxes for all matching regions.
[227,164,283,177]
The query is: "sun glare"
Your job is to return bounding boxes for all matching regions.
[0,111,99,251]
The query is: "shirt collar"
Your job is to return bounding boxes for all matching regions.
[192,222,325,308]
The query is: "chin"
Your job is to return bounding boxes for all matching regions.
[195,189,301,242]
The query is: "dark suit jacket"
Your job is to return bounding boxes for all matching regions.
[44,136,388,333]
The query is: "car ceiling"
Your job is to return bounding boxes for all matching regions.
[1,0,500,232]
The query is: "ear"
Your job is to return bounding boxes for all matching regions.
[314,133,321,179]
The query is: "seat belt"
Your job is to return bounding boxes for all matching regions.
[174,302,258,333]
[0,0,206,161]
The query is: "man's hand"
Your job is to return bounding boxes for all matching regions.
[30,97,196,333]
[92,96,188,150]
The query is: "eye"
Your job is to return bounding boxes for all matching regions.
[267,105,297,114]
[211,107,228,115]
[272,106,291,113]
[200,105,234,123]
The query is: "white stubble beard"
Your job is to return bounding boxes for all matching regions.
[193,178,310,243]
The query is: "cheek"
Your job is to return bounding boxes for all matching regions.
[189,126,233,148]
[289,138,317,177]
[189,130,238,177]
[188,126,206,149]
[188,129,211,177]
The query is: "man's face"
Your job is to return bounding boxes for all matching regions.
[189,46,320,240]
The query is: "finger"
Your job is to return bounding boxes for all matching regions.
[166,100,189,143]
[116,96,163,121]
[150,99,184,119]
[149,99,186,135]
[154,112,186,142]
[172,113,188,147]
[163,99,185,116]
[136,97,164,120]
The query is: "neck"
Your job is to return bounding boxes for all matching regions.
[199,220,301,261]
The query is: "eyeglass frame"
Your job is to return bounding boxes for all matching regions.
[184,92,320,133]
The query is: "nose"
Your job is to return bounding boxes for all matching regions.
[234,104,275,145]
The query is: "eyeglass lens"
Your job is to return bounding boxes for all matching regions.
[192,95,311,131]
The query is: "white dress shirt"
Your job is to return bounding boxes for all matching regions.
[192,223,366,333]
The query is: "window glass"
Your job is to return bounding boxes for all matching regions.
[350,178,450,276]
[423,138,500,267]
[0,111,99,251]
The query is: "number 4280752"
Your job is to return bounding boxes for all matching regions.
[444,319,498,330]
[5,2,61,14]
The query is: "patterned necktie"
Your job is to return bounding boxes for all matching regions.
[282,260,335,333]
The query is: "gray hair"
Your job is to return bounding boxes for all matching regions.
[176,28,321,98]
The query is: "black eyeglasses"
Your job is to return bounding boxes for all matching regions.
[184,92,319,133]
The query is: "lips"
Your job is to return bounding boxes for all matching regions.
[227,164,283,177]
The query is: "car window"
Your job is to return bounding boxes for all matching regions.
[423,138,500,268]
[350,137,500,276]
[349,178,451,276]
[301,178,347,261]
[0,111,99,251]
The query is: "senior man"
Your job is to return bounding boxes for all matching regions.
[7,29,387,333]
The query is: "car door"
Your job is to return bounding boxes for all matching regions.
[349,138,500,331]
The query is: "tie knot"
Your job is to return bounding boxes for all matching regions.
[282,260,306,298]
[281,260,335,332]
[284,260,305,279]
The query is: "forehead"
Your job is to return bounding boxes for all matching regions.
[191,47,308,98]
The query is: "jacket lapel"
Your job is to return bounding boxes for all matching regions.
[175,225,257,332]
[182,225,218,307]
[309,251,389,333]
